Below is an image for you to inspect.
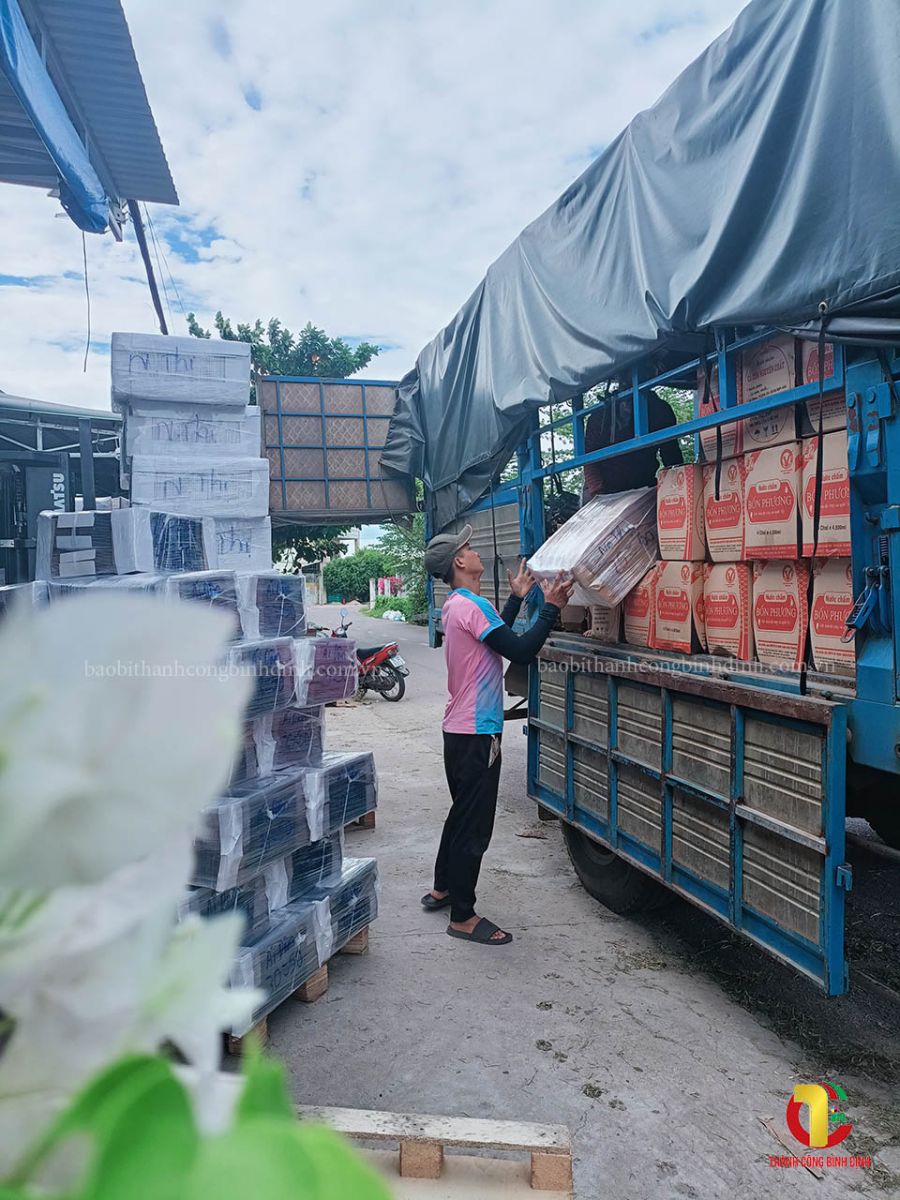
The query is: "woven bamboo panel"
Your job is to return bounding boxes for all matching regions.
[325,418,366,447]
[283,481,327,509]
[361,386,396,417]
[321,383,365,415]
[328,448,366,477]
[277,382,321,414]
[365,420,390,447]
[282,448,325,478]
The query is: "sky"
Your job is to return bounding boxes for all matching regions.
[0,0,747,412]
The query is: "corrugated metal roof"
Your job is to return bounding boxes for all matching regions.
[2,0,177,205]
[0,391,122,424]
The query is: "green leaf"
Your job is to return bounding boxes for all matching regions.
[235,1049,295,1124]
[186,1121,391,1200]
[9,1056,198,1200]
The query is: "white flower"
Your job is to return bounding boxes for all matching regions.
[135,912,262,1075]
[0,594,250,890]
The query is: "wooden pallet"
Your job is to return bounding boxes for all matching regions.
[226,925,371,1054]
[296,1106,573,1194]
[348,809,376,830]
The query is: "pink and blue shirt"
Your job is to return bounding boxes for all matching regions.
[441,588,506,734]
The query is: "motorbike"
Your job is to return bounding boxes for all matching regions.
[331,608,409,701]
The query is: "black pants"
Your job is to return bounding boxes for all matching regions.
[433,732,502,923]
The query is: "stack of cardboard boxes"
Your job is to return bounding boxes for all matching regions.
[620,335,853,676]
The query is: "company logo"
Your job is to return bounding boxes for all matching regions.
[780,447,795,471]
[727,462,739,483]
[680,564,690,582]
[782,564,794,585]
[726,566,736,585]
[786,1083,852,1149]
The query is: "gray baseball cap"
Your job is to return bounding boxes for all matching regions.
[424,524,473,582]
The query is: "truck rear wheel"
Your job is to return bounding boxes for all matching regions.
[562,822,667,914]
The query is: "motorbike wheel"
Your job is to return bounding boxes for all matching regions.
[379,665,406,702]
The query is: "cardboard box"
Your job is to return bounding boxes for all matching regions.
[702,457,745,562]
[801,430,850,557]
[752,560,809,669]
[743,443,801,559]
[623,566,657,648]
[652,561,706,654]
[657,464,706,561]
[739,335,797,449]
[810,558,855,676]
[697,362,741,460]
[703,563,754,660]
[801,340,846,433]
[587,603,621,642]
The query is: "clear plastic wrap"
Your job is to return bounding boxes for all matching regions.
[179,833,343,943]
[124,403,261,458]
[207,516,273,572]
[527,488,659,607]
[226,638,297,719]
[301,751,377,841]
[37,508,222,578]
[164,570,243,639]
[111,332,250,410]
[128,456,269,518]
[191,771,313,891]
[236,571,306,640]
[0,580,49,620]
[230,705,325,786]
[292,637,358,706]
[228,900,325,1035]
[47,574,168,600]
[307,856,378,954]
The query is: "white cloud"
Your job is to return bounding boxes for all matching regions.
[0,0,747,411]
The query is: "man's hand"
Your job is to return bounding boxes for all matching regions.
[541,571,575,609]
[507,558,536,599]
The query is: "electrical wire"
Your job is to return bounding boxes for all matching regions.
[144,205,174,331]
[81,231,91,372]
[145,209,187,320]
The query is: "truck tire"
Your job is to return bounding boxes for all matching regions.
[562,822,667,914]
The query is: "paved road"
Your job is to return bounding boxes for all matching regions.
[268,604,900,1198]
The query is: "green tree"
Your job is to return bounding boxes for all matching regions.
[186,312,380,392]
[376,515,427,615]
[323,549,389,602]
[274,525,351,569]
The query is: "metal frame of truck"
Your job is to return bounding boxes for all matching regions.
[434,328,899,995]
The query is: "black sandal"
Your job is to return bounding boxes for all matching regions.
[421,892,451,911]
[446,917,512,946]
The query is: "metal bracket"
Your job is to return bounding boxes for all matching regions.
[835,863,853,892]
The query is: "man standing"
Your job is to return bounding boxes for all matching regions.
[422,526,573,946]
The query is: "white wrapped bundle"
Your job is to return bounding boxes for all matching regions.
[129,456,269,518]
[0,580,49,620]
[111,332,250,409]
[237,571,306,639]
[527,488,659,607]
[292,637,358,706]
[207,516,272,571]
[37,508,220,579]
[124,403,261,459]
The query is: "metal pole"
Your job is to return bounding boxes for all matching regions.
[127,199,168,335]
[78,418,96,510]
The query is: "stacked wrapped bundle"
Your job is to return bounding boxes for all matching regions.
[0,581,49,621]
[164,570,243,639]
[237,570,306,639]
[307,857,379,953]
[293,637,358,705]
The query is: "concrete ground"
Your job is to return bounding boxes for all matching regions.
[269,604,900,1199]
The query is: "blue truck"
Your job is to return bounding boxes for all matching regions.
[387,2,900,996]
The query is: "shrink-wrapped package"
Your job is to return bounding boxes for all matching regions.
[0,580,49,620]
[306,857,379,955]
[227,638,297,718]
[237,571,306,640]
[47,574,167,600]
[527,488,658,607]
[191,771,313,891]
[228,899,333,1035]
[208,516,273,571]
[111,332,250,409]
[299,752,378,841]
[179,832,343,941]
[129,456,269,518]
[255,705,326,774]
[124,403,261,459]
[293,637,359,705]
[165,570,242,638]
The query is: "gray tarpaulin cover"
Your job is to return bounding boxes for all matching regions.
[381,0,900,531]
